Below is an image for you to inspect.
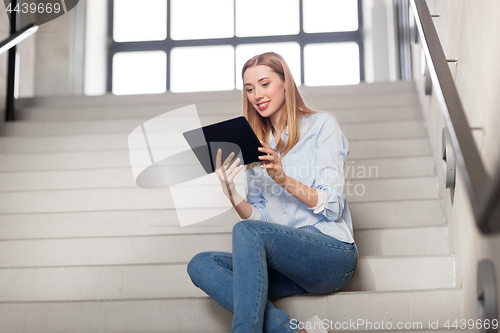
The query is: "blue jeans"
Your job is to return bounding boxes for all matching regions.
[187,220,358,333]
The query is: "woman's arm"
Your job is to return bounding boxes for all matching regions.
[280,176,319,209]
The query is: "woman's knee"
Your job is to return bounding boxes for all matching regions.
[232,220,263,237]
[187,251,213,285]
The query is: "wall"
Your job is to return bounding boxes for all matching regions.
[34,8,72,96]
[363,0,399,82]
[412,0,500,322]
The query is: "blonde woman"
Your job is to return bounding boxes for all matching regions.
[187,52,357,333]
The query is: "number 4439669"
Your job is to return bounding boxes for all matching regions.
[5,2,62,14]
[444,319,498,330]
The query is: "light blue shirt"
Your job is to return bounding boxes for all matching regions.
[243,112,355,244]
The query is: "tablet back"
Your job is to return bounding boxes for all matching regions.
[182,116,264,174]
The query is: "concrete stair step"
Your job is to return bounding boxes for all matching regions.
[0,226,450,267]
[0,138,432,171]
[0,176,438,214]
[0,156,435,191]
[18,81,416,107]
[0,121,426,153]
[16,82,416,108]
[0,288,463,333]
[0,199,443,239]
[15,92,417,121]
[0,255,455,302]
[0,117,426,140]
[3,105,422,129]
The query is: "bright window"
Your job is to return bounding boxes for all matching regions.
[235,0,300,37]
[113,0,167,42]
[303,0,359,33]
[170,0,234,40]
[170,45,235,92]
[108,0,363,94]
[304,43,360,86]
[112,51,167,95]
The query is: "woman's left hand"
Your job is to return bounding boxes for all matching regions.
[258,140,288,186]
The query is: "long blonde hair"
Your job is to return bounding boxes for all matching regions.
[242,52,315,157]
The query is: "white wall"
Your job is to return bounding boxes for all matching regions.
[413,0,500,321]
[363,0,399,82]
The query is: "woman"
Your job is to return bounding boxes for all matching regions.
[187,52,357,333]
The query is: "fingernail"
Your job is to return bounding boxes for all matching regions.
[218,148,221,152]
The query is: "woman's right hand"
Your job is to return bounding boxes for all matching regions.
[215,149,244,200]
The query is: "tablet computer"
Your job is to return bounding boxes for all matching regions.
[183,116,265,174]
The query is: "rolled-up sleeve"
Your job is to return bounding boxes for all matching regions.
[311,115,349,222]
[242,167,268,221]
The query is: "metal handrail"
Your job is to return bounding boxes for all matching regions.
[2,0,38,121]
[0,24,38,56]
[410,0,499,233]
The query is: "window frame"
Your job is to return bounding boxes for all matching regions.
[106,0,364,93]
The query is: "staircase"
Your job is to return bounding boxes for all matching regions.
[0,81,467,332]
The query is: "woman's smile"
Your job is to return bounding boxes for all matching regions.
[256,100,270,110]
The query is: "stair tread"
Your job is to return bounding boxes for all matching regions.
[0,199,444,239]
[0,129,428,153]
[0,156,436,191]
[17,82,417,108]
[0,176,439,214]
[0,119,426,139]
[0,256,456,303]
[0,225,450,267]
[0,288,464,333]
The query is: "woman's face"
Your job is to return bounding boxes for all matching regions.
[243,65,286,124]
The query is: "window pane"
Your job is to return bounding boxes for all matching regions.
[304,43,360,86]
[112,51,167,95]
[236,0,299,37]
[235,43,301,90]
[171,0,233,40]
[303,0,358,33]
[113,0,167,42]
[170,46,235,92]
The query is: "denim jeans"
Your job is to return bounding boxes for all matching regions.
[187,220,358,333]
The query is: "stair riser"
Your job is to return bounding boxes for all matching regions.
[16,93,418,121]
[0,138,431,172]
[0,177,438,214]
[0,256,455,302]
[0,121,427,154]
[0,288,463,333]
[0,200,443,240]
[0,226,450,267]
[17,82,417,108]
[3,106,422,138]
[18,87,405,106]
[0,156,435,191]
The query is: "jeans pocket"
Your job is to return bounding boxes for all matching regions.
[334,267,356,292]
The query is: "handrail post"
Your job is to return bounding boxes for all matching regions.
[5,0,18,121]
